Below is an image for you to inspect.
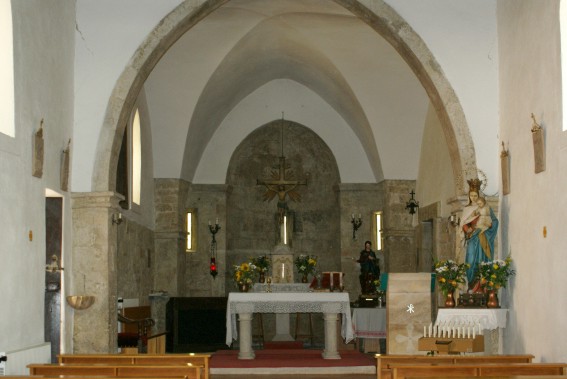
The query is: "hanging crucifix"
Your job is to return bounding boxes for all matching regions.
[257,116,307,224]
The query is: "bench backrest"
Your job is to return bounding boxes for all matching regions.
[376,354,535,379]
[390,363,567,379]
[28,364,202,379]
[57,354,210,379]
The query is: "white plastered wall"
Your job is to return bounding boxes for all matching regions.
[0,0,75,356]
[497,0,567,362]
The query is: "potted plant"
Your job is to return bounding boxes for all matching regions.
[251,255,270,283]
[294,254,317,283]
[434,259,470,307]
[233,261,257,292]
[479,256,515,308]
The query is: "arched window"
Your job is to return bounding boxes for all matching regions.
[0,0,15,137]
[116,107,142,209]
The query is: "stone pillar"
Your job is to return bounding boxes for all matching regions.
[321,313,340,359]
[71,191,122,353]
[387,273,433,354]
[237,313,255,359]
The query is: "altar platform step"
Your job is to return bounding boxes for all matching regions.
[209,348,376,375]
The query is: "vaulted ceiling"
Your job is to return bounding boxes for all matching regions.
[144,0,430,184]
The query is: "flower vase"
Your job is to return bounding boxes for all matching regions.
[238,283,250,293]
[444,290,456,308]
[301,273,308,283]
[486,290,499,308]
[259,272,265,284]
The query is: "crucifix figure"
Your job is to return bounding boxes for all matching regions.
[257,118,307,225]
[257,155,306,224]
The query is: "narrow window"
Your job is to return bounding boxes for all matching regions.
[374,211,383,251]
[131,109,141,205]
[186,209,197,252]
[115,108,142,209]
[0,0,15,137]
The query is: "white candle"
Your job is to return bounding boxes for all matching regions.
[467,326,470,338]
[281,263,285,279]
[330,272,334,288]
[429,323,432,337]
[208,220,211,225]
[216,218,219,225]
[478,323,482,335]
[339,273,343,287]
[424,326,427,337]
[473,328,476,339]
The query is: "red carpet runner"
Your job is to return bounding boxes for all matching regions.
[210,349,376,375]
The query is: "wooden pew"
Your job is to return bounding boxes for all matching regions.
[27,364,202,379]
[376,355,535,379]
[390,363,567,379]
[57,354,210,379]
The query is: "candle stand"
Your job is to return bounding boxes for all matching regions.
[418,335,484,355]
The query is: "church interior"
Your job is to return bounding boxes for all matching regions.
[1,0,567,376]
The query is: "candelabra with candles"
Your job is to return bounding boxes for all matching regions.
[209,219,221,278]
[418,322,484,354]
[351,214,362,240]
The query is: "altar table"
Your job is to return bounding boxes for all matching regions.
[226,292,353,359]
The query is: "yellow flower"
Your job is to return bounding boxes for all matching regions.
[241,263,250,271]
[440,277,446,283]
[308,258,316,266]
[493,264,499,270]
[488,281,494,287]
[451,280,457,287]
[491,274,497,279]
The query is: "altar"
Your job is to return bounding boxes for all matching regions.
[435,308,508,354]
[226,292,353,359]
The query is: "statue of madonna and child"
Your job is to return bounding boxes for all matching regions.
[461,178,499,292]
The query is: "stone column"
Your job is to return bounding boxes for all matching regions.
[321,312,340,359]
[237,313,255,359]
[71,191,122,353]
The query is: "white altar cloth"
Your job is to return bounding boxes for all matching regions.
[352,307,386,338]
[226,292,354,345]
[252,283,311,292]
[436,308,508,330]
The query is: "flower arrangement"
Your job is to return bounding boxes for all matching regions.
[373,279,381,293]
[294,254,317,275]
[434,259,470,294]
[233,261,257,285]
[251,255,270,273]
[479,256,515,291]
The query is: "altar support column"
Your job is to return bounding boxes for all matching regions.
[238,313,255,359]
[322,312,341,359]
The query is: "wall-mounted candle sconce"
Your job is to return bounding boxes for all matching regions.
[351,214,362,240]
[448,214,460,227]
[112,212,123,225]
[405,190,419,215]
[209,219,221,278]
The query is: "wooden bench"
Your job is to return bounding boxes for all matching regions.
[27,364,202,379]
[57,354,210,379]
[377,355,535,379]
[389,363,567,379]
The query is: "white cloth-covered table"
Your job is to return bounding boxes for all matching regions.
[352,307,386,338]
[226,292,353,359]
[252,283,311,292]
[436,308,508,330]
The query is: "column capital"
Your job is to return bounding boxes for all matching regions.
[72,191,125,210]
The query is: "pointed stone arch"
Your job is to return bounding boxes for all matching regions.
[92,0,474,194]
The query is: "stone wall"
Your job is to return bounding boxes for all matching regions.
[224,120,341,291]
[116,218,155,305]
